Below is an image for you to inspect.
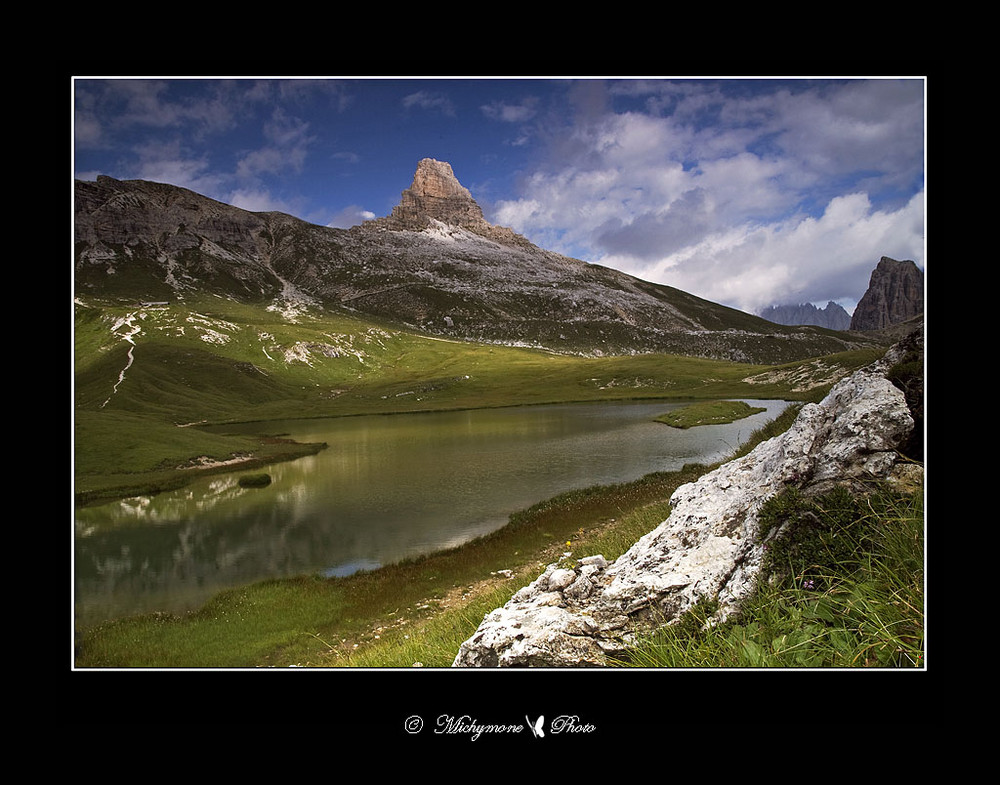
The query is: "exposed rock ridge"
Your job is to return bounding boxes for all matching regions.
[453,331,921,667]
[367,158,533,247]
[850,256,924,331]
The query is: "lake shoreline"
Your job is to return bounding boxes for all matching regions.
[76,394,789,509]
[73,437,328,509]
[74,402,806,667]
[73,403,804,667]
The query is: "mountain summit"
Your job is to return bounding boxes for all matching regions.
[370,158,530,246]
[759,301,852,331]
[386,158,483,229]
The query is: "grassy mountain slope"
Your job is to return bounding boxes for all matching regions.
[73,295,884,505]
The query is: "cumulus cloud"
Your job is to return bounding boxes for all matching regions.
[494,79,925,313]
[604,189,925,314]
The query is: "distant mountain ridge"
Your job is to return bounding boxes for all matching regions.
[74,159,884,364]
[759,301,852,331]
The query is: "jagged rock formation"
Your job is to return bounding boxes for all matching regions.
[453,331,921,667]
[850,257,924,331]
[369,158,532,248]
[760,301,851,331]
[74,164,885,363]
[390,158,483,229]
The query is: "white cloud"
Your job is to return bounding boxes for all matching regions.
[132,146,224,197]
[494,79,925,313]
[609,189,925,314]
[402,90,455,116]
[327,205,376,229]
[226,188,302,215]
[235,109,314,180]
[481,97,539,123]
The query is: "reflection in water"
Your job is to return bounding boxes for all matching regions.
[74,400,788,627]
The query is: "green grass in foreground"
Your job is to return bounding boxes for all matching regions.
[614,479,924,668]
[655,400,766,429]
[75,373,923,669]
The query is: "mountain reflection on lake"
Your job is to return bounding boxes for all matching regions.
[74,399,790,627]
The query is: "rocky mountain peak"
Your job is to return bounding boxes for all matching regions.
[850,256,924,331]
[390,158,484,227]
[368,158,532,247]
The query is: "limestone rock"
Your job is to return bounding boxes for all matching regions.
[452,334,920,667]
[850,257,924,331]
[373,158,532,247]
[386,158,485,230]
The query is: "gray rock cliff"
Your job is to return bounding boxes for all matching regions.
[850,257,924,331]
[453,332,921,667]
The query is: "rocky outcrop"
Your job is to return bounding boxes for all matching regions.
[381,158,485,229]
[760,301,851,331]
[453,333,921,667]
[850,257,924,331]
[370,158,532,247]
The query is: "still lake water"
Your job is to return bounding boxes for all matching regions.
[74,399,789,628]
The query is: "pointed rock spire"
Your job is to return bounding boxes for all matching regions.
[371,158,532,247]
[389,158,486,228]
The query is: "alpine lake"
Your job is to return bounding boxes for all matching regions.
[74,399,790,629]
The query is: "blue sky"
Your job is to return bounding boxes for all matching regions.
[73,76,925,315]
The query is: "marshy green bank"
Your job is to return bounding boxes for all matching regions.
[655,400,766,429]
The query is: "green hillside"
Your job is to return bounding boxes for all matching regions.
[73,295,884,505]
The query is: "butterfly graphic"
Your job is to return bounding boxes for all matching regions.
[526,715,545,738]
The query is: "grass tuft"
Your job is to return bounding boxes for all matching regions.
[615,481,923,668]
